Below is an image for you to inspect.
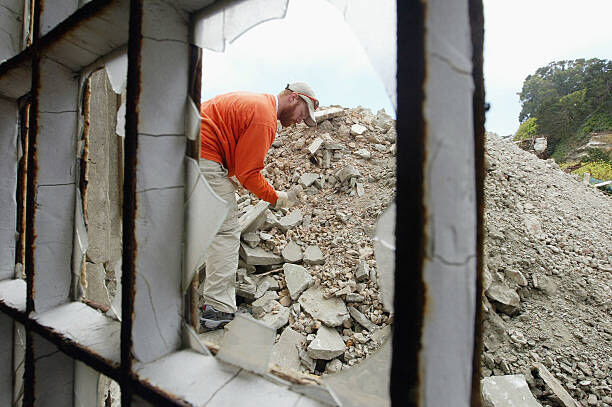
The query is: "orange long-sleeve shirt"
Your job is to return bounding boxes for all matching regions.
[200,92,278,204]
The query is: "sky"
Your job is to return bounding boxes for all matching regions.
[200,0,612,136]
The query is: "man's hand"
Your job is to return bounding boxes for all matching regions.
[274,189,299,209]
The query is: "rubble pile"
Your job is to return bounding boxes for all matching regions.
[482,134,611,406]
[201,105,397,375]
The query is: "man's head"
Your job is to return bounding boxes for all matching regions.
[277,82,318,128]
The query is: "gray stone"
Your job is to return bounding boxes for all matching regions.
[257,302,290,331]
[251,291,279,318]
[354,149,371,159]
[505,269,527,287]
[299,348,316,372]
[85,262,111,307]
[345,293,364,303]
[283,263,313,300]
[255,275,280,299]
[299,173,319,188]
[262,210,281,230]
[348,306,377,331]
[370,325,392,346]
[481,375,542,407]
[278,209,303,232]
[241,232,260,249]
[534,363,578,407]
[486,282,520,315]
[314,107,344,123]
[307,137,323,155]
[239,243,283,266]
[299,287,349,327]
[235,269,257,300]
[356,182,365,196]
[335,165,361,184]
[374,144,387,152]
[238,200,269,234]
[325,359,343,373]
[282,240,303,263]
[307,326,345,360]
[355,260,369,282]
[270,327,306,372]
[532,274,557,295]
[350,123,366,136]
[384,127,397,142]
[303,245,325,265]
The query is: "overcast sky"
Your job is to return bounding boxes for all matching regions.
[201,0,611,136]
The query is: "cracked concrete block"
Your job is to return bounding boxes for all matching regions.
[283,263,313,300]
[303,245,325,265]
[350,123,366,136]
[299,173,319,188]
[335,165,361,184]
[307,137,324,155]
[354,260,369,282]
[299,287,349,327]
[242,232,260,248]
[354,148,371,159]
[255,275,280,296]
[314,107,344,123]
[271,327,306,372]
[239,200,269,234]
[345,293,364,303]
[348,306,377,332]
[240,243,283,266]
[282,240,303,263]
[307,326,345,361]
[251,291,279,318]
[486,282,520,316]
[257,302,290,331]
[85,262,111,307]
[299,348,316,372]
[278,209,303,232]
[217,314,275,374]
[481,375,542,407]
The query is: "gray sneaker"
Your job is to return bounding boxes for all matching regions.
[200,304,234,331]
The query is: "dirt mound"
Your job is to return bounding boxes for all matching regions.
[482,134,611,406]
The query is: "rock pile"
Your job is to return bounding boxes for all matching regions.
[201,105,397,375]
[482,134,611,406]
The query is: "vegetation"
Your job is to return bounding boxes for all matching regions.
[513,117,539,141]
[517,58,612,160]
[572,161,612,181]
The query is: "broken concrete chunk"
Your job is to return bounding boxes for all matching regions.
[303,245,325,265]
[299,173,319,188]
[345,293,364,303]
[236,268,257,300]
[325,359,343,373]
[238,200,269,234]
[485,281,520,315]
[299,287,349,327]
[384,127,397,142]
[354,260,369,282]
[256,301,290,331]
[255,275,280,297]
[239,243,283,266]
[308,137,324,155]
[299,348,316,372]
[307,326,345,360]
[534,363,579,407]
[370,325,392,347]
[241,232,260,249]
[284,263,313,300]
[282,240,303,263]
[356,182,365,196]
[481,375,542,407]
[506,269,528,287]
[350,124,366,136]
[251,291,279,318]
[354,149,371,159]
[271,327,306,372]
[348,306,377,331]
[278,209,303,232]
[85,262,111,307]
[314,107,344,123]
[335,165,361,184]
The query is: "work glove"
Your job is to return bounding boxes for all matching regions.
[274,189,298,209]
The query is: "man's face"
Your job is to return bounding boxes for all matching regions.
[279,95,309,127]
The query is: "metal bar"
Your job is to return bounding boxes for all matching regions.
[391,1,426,406]
[469,1,485,406]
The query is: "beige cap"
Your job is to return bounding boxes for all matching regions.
[286,82,318,127]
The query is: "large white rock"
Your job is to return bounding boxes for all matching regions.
[281,240,303,263]
[278,210,303,232]
[257,302,290,331]
[485,282,520,315]
[307,326,345,360]
[299,287,349,327]
[283,263,313,300]
[481,375,542,407]
[350,123,367,136]
[270,327,306,371]
[303,245,325,265]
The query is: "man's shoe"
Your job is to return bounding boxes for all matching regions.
[200,304,234,331]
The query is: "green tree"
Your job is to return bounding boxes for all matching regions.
[514,117,539,141]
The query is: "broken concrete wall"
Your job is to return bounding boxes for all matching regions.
[0,0,24,62]
[0,97,18,280]
[420,0,478,405]
[85,68,123,307]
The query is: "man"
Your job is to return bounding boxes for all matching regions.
[199,82,319,330]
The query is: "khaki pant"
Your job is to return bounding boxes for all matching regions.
[199,159,239,313]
